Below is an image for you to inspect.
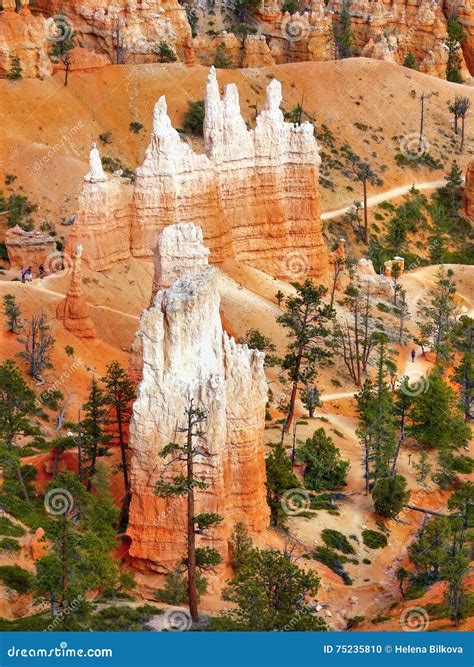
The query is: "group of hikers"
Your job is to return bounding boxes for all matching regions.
[21,265,45,282]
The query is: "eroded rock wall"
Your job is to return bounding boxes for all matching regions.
[72,68,330,283]
[127,225,269,571]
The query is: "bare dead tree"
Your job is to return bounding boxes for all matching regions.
[18,312,55,381]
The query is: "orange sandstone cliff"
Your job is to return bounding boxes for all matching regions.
[56,244,96,339]
[127,223,270,572]
[69,68,330,283]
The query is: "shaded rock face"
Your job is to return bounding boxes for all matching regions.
[127,224,269,572]
[466,161,474,221]
[5,225,56,272]
[33,0,192,63]
[258,0,473,77]
[56,244,96,338]
[72,68,329,283]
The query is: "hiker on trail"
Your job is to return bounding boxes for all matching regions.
[411,349,416,363]
[39,265,45,279]
[21,268,26,283]
[26,267,33,282]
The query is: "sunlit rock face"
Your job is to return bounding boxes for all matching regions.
[127,224,269,572]
[56,244,96,339]
[72,68,329,283]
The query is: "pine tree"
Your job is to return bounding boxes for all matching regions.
[265,442,299,526]
[85,462,119,549]
[0,360,37,502]
[403,52,417,70]
[217,548,327,631]
[333,5,353,59]
[2,294,21,333]
[6,56,22,80]
[18,312,55,380]
[49,15,75,86]
[372,475,409,518]
[445,17,466,84]
[155,41,177,63]
[101,362,135,524]
[416,266,458,364]
[214,44,233,69]
[413,451,431,485]
[36,471,120,623]
[81,378,111,491]
[229,522,253,574]
[154,400,222,624]
[278,280,334,434]
[409,367,471,450]
[297,428,349,491]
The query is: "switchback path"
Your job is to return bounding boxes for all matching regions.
[321,178,454,221]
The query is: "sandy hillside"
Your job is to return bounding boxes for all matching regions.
[1,58,473,231]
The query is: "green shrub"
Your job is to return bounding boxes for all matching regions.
[362,530,387,549]
[183,99,205,136]
[0,517,25,538]
[312,546,352,585]
[0,538,21,554]
[89,605,160,631]
[371,614,390,624]
[154,41,177,63]
[346,615,365,629]
[0,565,33,593]
[362,558,372,565]
[321,529,355,554]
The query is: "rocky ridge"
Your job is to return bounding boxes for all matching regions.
[69,67,330,282]
[127,222,269,572]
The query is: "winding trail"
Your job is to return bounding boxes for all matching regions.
[321,178,453,221]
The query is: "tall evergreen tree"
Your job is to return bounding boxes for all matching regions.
[277,280,334,434]
[416,266,458,364]
[101,362,135,523]
[0,360,37,502]
[81,378,111,491]
[154,400,222,624]
[409,367,471,451]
